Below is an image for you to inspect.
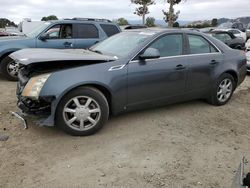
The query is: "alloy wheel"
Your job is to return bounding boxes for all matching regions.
[63,96,101,131]
[217,78,233,103]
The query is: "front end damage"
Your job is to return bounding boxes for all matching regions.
[16,66,55,127]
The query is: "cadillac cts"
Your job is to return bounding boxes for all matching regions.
[12,29,247,136]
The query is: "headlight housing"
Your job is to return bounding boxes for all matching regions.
[22,73,51,99]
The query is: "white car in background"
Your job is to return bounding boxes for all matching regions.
[246,51,250,72]
[246,39,250,51]
[215,28,247,41]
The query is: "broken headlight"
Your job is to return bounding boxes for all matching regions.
[22,73,51,99]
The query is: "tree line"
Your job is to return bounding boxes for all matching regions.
[1,1,218,29]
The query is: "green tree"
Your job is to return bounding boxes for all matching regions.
[146,17,156,27]
[117,18,129,26]
[131,0,155,25]
[163,0,185,27]
[173,22,179,27]
[0,18,16,28]
[41,15,58,21]
[211,18,218,27]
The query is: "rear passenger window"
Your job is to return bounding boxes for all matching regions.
[188,35,218,54]
[149,34,183,57]
[76,24,99,38]
[100,24,120,37]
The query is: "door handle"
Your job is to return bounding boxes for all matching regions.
[63,42,73,47]
[175,64,186,70]
[210,60,219,66]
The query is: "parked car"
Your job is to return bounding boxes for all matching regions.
[121,24,148,30]
[246,23,250,40]
[246,39,250,51]
[208,31,246,50]
[12,29,246,136]
[215,28,247,41]
[218,22,246,32]
[0,18,121,81]
[246,51,250,72]
[0,31,9,37]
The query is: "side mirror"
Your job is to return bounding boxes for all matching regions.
[39,33,49,41]
[241,28,246,32]
[139,48,160,60]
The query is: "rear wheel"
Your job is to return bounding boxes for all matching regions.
[207,73,235,106]
[0,56,18,81]
[56,87,109,136]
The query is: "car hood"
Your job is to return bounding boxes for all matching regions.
[10,48,117,65]
[0,36,28,43]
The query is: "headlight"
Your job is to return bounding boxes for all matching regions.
[22,73,51,99]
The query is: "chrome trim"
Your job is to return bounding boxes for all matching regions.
[130,52,222,63]
[108,64,126,71]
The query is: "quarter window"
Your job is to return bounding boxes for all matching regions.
[76,24,99,38]
[100,24,120,37]
[148,34,183,57]
[188,35,218,54]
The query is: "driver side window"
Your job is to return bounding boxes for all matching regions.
[44,24,73,39]
[148,34,183,57]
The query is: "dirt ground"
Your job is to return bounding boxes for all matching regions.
[0,75,250,188]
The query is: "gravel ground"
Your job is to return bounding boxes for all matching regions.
[0,75,250,188]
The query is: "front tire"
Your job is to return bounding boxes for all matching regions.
[207,73,236,106]
[0,56,18,81]
[56,87,109,136]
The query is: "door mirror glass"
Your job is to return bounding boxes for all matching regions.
[139,48,160,60]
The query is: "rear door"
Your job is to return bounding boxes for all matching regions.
[127,34,188,107]
[73,23,100,49]
[185,34,223,92]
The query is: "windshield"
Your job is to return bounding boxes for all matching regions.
[91,32,151,57]
[26,22,51,38]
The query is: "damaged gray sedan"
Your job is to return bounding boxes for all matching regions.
[12,29,247,136]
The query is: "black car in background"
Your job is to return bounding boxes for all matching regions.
[208,31,246,50]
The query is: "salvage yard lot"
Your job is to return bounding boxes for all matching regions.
[0,76,250,188]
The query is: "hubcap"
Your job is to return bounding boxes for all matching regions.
[7,60,19,78]
[63,96,101,131]
[217,78,233,103]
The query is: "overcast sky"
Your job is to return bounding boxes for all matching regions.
[0,0,249,23]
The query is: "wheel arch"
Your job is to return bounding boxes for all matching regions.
[55,83,113,115]
[223,70,238,86]
[0,51,15,64]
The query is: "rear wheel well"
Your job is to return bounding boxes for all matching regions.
[224,70,238,86]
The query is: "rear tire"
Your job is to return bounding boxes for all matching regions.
[56,87,109,136]
[207,73,236,106]
[0,56,18,81]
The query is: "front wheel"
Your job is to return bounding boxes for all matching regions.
[56,87,109,136]
[207,73,236,106]
[0,56,18,81]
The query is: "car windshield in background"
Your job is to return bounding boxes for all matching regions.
[26,22,51,38]
[91,32,151,57]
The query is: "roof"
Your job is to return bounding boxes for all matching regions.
[49,18,115,25]
[123,28,202,36]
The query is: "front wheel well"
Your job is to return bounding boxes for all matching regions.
[0,52,15,63]
[62,84,112,114]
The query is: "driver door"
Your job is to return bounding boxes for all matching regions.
[36,24,75,49]
[127,34,188,108]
